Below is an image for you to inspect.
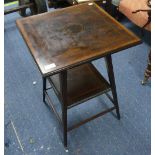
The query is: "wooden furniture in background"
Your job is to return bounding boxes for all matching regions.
[119,0,151,84]
[4,0,47,16]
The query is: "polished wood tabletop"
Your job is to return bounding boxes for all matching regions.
[16,2,141,76]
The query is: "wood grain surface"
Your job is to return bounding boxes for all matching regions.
[16,3,141,76]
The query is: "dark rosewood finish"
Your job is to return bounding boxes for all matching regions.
[16,3,141,148]
[16,3,141,77]
[49,63,111,107]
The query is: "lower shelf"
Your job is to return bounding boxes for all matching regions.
[48,63,111,108]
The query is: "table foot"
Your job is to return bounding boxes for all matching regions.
[65,148,69,152]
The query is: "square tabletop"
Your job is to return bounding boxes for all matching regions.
[16,2,141,76]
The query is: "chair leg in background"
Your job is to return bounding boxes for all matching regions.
[142,51,151,85]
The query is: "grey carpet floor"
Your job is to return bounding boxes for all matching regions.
[4,8,151,155]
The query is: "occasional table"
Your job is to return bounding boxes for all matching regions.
[16,2,141,148]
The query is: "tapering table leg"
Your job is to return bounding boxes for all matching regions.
[105,54,120,120]
[59,71,68,148]
[43,77,46,103]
